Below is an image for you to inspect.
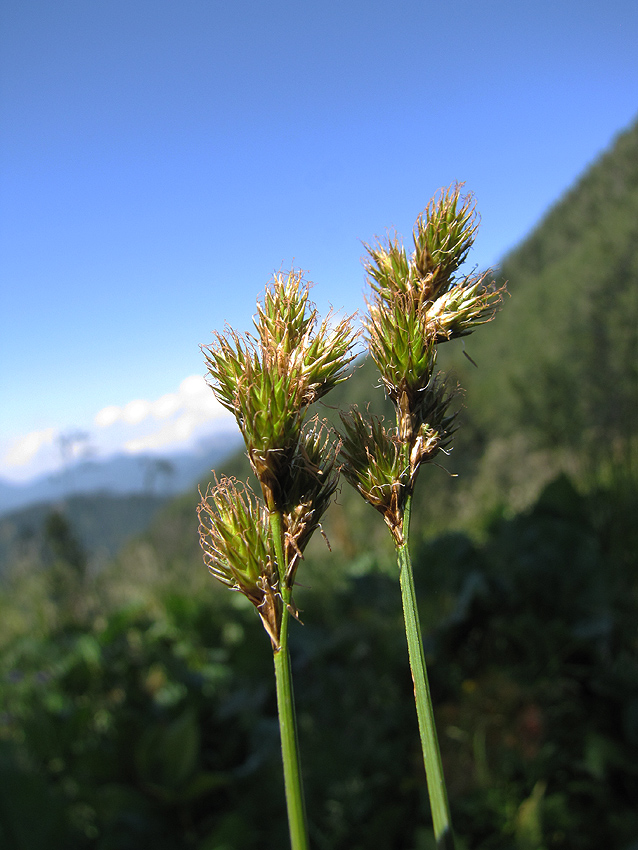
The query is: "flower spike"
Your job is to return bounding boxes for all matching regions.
[338,185,506,849]
[197,477,282,646]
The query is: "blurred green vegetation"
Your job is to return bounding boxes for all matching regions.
[1,474,637,849]
[1,118,638,848]
[0,493,170,578]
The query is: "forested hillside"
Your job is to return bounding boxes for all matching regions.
[1,118,637,849]
[441,117,638,507]
[0,493,170,578]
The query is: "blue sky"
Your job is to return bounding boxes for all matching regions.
[1,0,637,481]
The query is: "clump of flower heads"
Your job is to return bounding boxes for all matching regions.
[198,271,358,647]
[339,184,504,543]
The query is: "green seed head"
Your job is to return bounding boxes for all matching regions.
[255,271,358,405]
[363,184,503,410]
[365,289,436,408]
[281,418,340,585]
[202,270,358,511]
[339,185,503,545]
[197,477,283,645]
[424,271,504,342]
[408,374,458,474]
[411,184,478,302]
[365,184,478,310]
[338,407,407,545]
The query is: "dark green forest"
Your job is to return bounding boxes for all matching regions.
[1,118,637,849]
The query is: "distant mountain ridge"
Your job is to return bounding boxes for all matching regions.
[0,432,242,517]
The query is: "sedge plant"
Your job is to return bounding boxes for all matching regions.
[338,184,505,849]
[198,271,357,850]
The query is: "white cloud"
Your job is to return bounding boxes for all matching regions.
[94,375,235,456]
[122,399,152,425]
[153,392,180,419]
[121,379,235,455]
[94,405,121,428]
[125,410,208,453]
[1,375,237,483]
[3,428,56,467]
[94,375,225,429]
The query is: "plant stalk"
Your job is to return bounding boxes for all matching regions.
[270,510,310,850]
[398,493,455,850]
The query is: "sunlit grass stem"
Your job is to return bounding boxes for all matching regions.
[270,509,310,850]
[398,490,454,850]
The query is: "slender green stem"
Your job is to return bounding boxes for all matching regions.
[398,493,455,850]
[269,511,310,850]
